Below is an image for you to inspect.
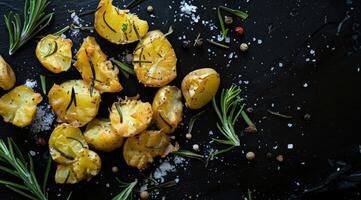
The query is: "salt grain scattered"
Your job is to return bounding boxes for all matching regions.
[25,79,37,89]
[287,144,294,149]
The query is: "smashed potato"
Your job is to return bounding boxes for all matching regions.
[152,86,183,134]
[123,130,176,170]
[74,37,122,93]
[0,85,42,127]
[48,80,101,127]
[182,68,220,109]
[84,118,124,152]
[109,99,152,137]
[36,34,72,73]
[49,123,101,184]
[133,30,177,87]
[49,123,88,164]
[95,0,149,44]
[0,55,16,90]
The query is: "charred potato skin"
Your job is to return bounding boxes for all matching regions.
[152,86,183,134]
[74,36,122,93]
[84,118,124,152]
[133,30,177,87]
[35,34,73,73]
[0,85,42,127]
[123,130,170,170]
[48,80,101,127]
[94,0,149,44]
[0,55,16,90]
[181,68,220,109]
[109,99,153,137]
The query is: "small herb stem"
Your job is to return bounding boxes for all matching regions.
[40,75,47,95]
[207,39,230,49]
[267,110,293,119]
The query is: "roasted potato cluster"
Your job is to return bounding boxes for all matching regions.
[182,68,220,109]
[74,36,122,93]
[49,123,101,184]
[123,130,177,170]
[95,0,149,44]
[36,34,73,73]
[0,55,16,90]
[133,30,177,87]
[0,85,42,127]
[152,86,183,134]
[84,118,124,152]
[48,80,101,127]
[109,99,153,137]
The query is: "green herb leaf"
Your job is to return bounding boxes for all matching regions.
[53,25,70,36]
[121,23,128,32]
[4,0,54,55]
[173,150,204,160]
[110,58,135,79]
[219,6,249,20]
[206,39,230,49]
[0,138,48,200]
[217,8,229,40]
[40,75,47,95]
[267,110,293,119]
[42,156,51,194]
[112,179,137,200]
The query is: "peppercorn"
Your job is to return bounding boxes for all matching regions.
[111,166,119,173]
[240,43,248,52]
[185,133,192,139]
[140,191,149,199]
[182,40,191,49]
[246,151,256,160]
[224,16,233,25]
[146,5,154,13]
[235,26,244,36]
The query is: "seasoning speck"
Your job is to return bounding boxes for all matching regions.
[246,151,256,160]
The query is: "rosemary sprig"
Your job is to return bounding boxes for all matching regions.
[212,85,244,146]
[0,138,48,200]
[219,6,249,20]
[40,74,47,95]
[267,109,293,119]
[112,179,137,200]
[110,58,135,79]
[173,150,204,160]
[4,0,54,55]
[207,39,230,49]
[126,0,146,9]
[217,8,229,41]
[187,110,205,135]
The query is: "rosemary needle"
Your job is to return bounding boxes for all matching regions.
[207,39,230,49]
[40,75,47,95]
[112,179,138,200]
[173,150,204,160]
[267,109,293,119]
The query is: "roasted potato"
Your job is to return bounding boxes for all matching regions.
[181,68,220,109]
[36,34,72,73]
[74,37,122,93]
[95,0,149,44]
[49,123,88,164]
[133,30,177,87]
[0,85,42,127]
[55,149,101,184]
[123,130,175,170]
[152,86,183,134]
[109,99,153,137]
[48,80,101,127]
[0,55,16,90]
[84,118,124,152]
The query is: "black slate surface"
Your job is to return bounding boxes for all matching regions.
[0,0,360,199]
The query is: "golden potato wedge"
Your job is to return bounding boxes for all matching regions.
[48,80,101,127]
[133,30,177,87]
[74,37,122,93]
[36,34,72,73]
[95,0,149,44]
[0,55,16,90]
[55,149,101,184]
[0,85,42,127]
[49,123,88,165]
[84,118,124,152]
[152,86,183,134]
[109,99,153,137]
[123,130,174,170]
[182,68,220,109]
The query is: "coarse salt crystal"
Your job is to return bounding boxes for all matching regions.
[287,144,294,149]
[25,79,37,89]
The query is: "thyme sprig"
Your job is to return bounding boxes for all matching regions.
[0,138,51,200]
[4,0,54,55]
[112,179,137,200]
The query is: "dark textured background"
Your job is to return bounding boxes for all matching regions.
[0,0,360,199]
